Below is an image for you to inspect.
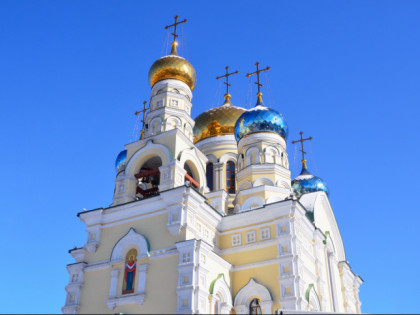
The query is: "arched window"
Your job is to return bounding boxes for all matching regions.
[249,298,262,314]
[226,161,236,194]
[122,249,137,294]
[206,163,214,191]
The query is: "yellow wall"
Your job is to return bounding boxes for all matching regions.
[79,255,179,314]
[84,212,185,263]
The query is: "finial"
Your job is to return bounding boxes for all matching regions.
[134,101,150,139]
[165,15,187,55]
[170,41,178,55]
[291,131,313,172]
[246,62,270,106]
[216,66,238,105]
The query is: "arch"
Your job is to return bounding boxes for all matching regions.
[206,154,218,164]
[238,180,252,191]
[126,141,171,177]
[242,196,265,211]
[219,152,237,164]
[234,278,273,314]
[263,146,279,164]
[253,178,274,187]
[179,148,206,189]
[149,117,162,136]
[305,284,321,311]
[165,116,182,131]
[246,147,260,165]
[110,228,150,262]
[276,179,291,189]
[209,274,233,314]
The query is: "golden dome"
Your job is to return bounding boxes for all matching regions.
[148,42,197,91]
[193,95,246,144]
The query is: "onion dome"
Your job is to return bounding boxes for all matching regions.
[292,160,329,198]
[148,42,197,91]
[194,94,246,144]
[234,93,288,141]
[115,150,127,173]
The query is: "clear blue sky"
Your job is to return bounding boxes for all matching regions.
[0,1,419,313]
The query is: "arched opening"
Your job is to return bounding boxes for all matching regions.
[135,156,162,198]
[249,298,262,314]
[122,248,137,294]
[206,163,214,191]
[184,161,200,188]
[226,161,236,194]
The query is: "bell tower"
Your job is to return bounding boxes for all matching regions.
[111,16,207,206]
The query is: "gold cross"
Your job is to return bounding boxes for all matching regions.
[246,62,270,95]
[165,15,188,43]
[291,131,313,168]
[216,66,238,102]
[134,101,149,139]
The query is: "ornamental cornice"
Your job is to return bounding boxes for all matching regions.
[219,200,294,231]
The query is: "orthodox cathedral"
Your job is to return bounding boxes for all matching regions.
[63,17,362,314]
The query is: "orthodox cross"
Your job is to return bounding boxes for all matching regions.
[216,66,238,101]
[291,131,313,167]
[246,62,270,95]
[165,15,188,43]
[134,101,149,139]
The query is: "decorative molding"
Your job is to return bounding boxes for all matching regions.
[234,278,273,314]
[106,292,145,310]
[110,228,150,262]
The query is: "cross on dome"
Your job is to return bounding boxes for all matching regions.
[246,62,270,105]
[134,100,149,139]
[216,66,238,104]
[165,15,187,55]
[291,131,313,169]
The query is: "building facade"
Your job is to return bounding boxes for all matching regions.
[62,23,362,314]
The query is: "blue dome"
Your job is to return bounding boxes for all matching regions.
[292,167,329,198]
[115,150,127,173]
[234,105,288,141]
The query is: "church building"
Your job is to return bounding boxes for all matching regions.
[62,17,362,314]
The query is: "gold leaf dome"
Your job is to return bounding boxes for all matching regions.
[193,96,246,144]
[148,43,197,91]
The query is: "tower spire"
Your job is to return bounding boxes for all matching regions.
[216,66,238,104]
[165,15,188,55]
[291,131,313,171]
[245,62,270,106]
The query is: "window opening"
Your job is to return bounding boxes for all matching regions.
[226,161,236,194]
[135,156,162,198]
[206,163,214,191]
[184,162,199,188]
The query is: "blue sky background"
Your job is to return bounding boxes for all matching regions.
[0,1,419,313]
